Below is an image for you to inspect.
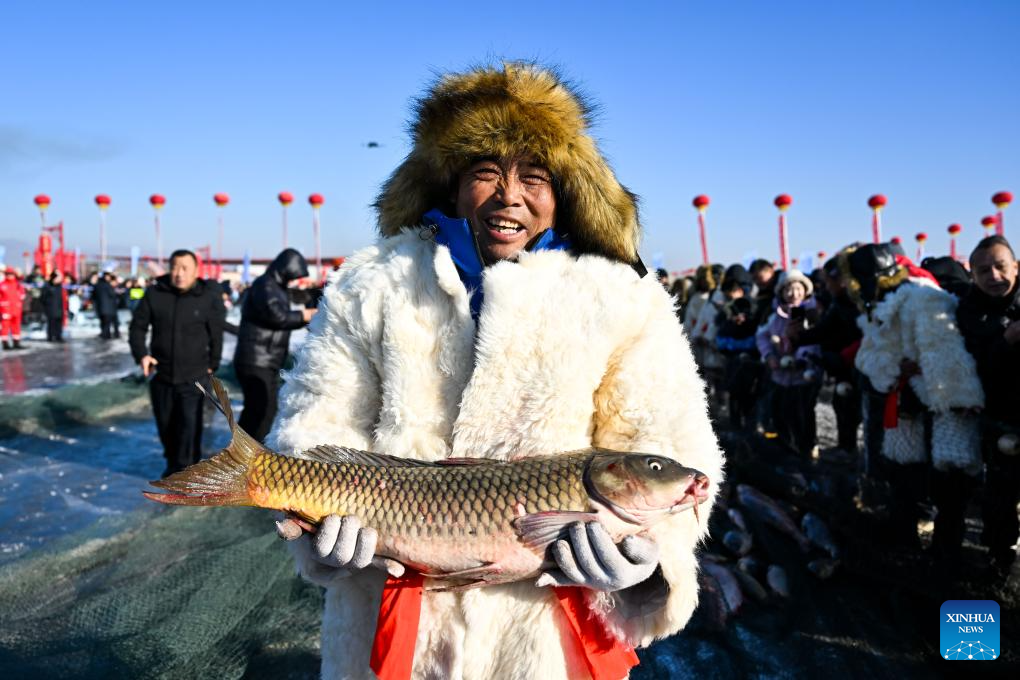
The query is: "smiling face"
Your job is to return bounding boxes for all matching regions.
[782,281,807,307]
[454,156,557,264]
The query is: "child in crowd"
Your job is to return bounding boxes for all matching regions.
[756,270,822,457]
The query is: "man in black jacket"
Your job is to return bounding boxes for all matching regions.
[957,235,1020,574]
[93,272,120,339]
[233,248,317,441]
[129,249,225,477]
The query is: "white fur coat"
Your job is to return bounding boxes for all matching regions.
[854,281,984,471]
[268,232,723,680]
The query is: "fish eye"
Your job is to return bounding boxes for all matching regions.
[647,459,662,472]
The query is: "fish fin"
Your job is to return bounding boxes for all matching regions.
[144,378,267,507]
[426,580,490,592]
[299,445,435,467]
[513,511,599,553]
[419,562,500,580]
[435,457,497,466]
[196,377,236,431]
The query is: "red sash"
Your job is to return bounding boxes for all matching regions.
[883,375,911,429]
[370,574,639,680]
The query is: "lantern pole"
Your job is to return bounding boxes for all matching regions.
[691,195,710,265]
[868,195,887,243]
[774,194,792,270]
[993,191,1013,237]
[282,204,289,249]
[278,192,294,249]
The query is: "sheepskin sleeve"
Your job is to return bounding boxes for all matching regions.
[589,280,725,648]
[907,286,984,412]
[265,244,389,582]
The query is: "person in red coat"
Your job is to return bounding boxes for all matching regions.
[1,267,26,350]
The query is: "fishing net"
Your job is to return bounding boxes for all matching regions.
[0,505,322,680]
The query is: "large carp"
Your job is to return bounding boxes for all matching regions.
[144,379,711,588]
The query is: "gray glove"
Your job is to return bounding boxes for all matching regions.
[535,521,659,592]
[276,514,404,588]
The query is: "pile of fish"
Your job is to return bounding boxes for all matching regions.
[697,483,841,630]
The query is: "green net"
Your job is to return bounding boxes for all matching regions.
[0,506,322,680]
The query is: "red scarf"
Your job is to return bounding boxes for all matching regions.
[370,572,639,680]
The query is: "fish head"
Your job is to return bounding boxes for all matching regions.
[585,452,710,525]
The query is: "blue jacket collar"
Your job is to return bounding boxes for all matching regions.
[422,209,571,320]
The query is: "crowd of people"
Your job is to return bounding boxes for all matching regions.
[0,264,256,347]
[670,236,1019,580]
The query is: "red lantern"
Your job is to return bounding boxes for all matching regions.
[817,251,826,260]
[947,223,962,237]
[867,194,887,209]
[982,215,997,230]
[213,192,230,207]
[890,236,902,245]
[915,232,928,243]
[150,194,166,209]
[774,194,793,211]
[34,194,51,210]
[95,194,111,209]
[692,194,710,211]
[278,191,294,206]
[308,193,325,208]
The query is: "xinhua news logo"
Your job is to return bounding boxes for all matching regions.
[940,600,999,660]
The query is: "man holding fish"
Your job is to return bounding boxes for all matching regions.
[150,63,723,679]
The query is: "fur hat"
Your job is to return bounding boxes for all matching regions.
[840,243,908,307]
[776,269,813,298]
[374,62,641,264]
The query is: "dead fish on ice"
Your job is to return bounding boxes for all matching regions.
[801,512,840,558]
[766,565,790,598]
[736,484,812,552]
[722,529,753,557]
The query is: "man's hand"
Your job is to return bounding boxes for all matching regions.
[302,308,318,324]
[535,522,659,592]
[140,355,158,377]
[276,514,404,587]
[1005,320,1020,345]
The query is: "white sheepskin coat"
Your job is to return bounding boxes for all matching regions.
[854,280,984,470]
[268,231,723,680]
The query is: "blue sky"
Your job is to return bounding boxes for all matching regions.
[1,1,1017,271]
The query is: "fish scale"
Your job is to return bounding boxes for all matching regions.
[250,452,594,544]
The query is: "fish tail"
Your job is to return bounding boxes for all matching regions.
[143,378,268,507]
